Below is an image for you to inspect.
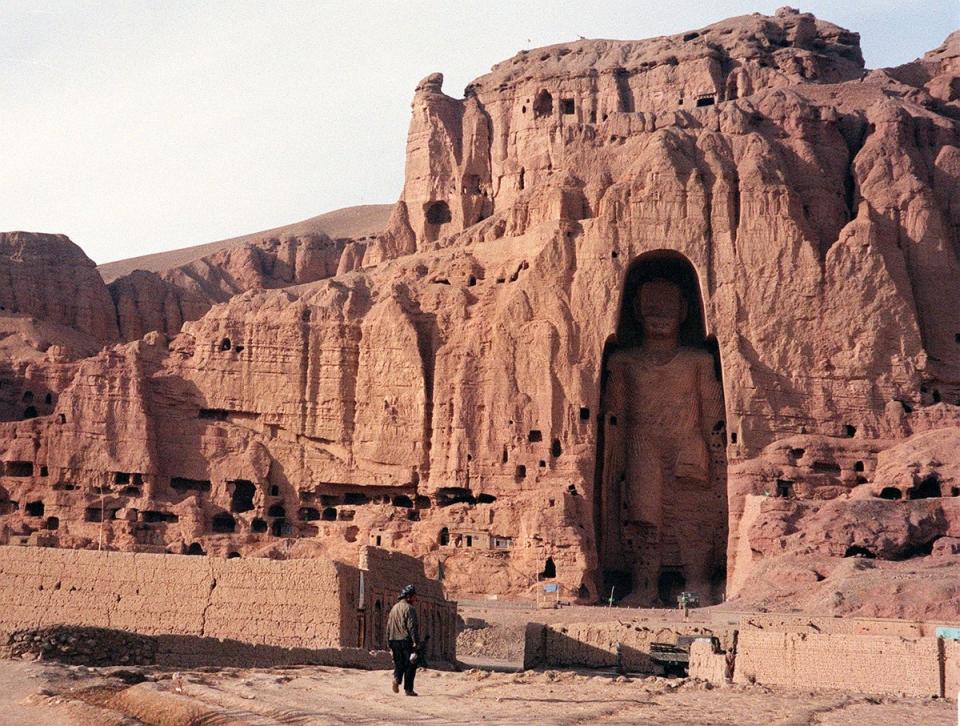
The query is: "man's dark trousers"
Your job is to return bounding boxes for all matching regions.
[389,639,416,692]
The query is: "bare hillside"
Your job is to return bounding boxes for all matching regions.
[97,203,392,283]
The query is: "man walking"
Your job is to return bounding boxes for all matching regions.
[386,584,420,696]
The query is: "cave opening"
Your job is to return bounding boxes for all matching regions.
[909,474,941,499]
[230,480,256,512]
[533,89,553,118]
[424,201,451,225]
[657,568,686,605]
[594,250,728,606]
[540,557,556,579]
[211,513,236,533]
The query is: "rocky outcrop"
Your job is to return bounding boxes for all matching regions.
[0,10,957,613]
[108,233,359,339]
[0,232,118,345]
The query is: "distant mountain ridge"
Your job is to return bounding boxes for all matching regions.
[97,203,393,283]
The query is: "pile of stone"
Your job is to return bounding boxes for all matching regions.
[3,625,156,666]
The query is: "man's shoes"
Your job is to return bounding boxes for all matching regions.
[404,690,418,697]
[392,680,400,694]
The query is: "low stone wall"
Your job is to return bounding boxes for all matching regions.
[1,624,392,669]
[3,625,156,666]
[734,630,942,697]
[0,545,360,664]
[522,620,735,671]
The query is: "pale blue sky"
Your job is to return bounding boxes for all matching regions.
[1,1,956,264]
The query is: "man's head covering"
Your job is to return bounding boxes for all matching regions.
[399,584,416,600]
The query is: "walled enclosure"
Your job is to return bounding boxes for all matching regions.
[525,613,960,698]
[0,10,957,611]
[0,544,456,666]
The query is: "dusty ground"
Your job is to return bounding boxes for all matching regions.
[1,658,953,725]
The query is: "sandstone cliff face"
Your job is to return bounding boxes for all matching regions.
[0,232,118,345]
[108,233,368,340]
[0,9,958,611]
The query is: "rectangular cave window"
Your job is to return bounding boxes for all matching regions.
[25,500,44,517]
[436,488,475,507]
[344,492,369,505]
[560,98,575,114]
[5,461,33,477]
[375,535,382,546]
[171,477,211,492]
[211,513,236,533]
[142,510,178,523]
[515,465,526,480]
[466,535,473,547]
[230,480,256,512]
[528,430,542,443]
[114,472,130,485]
[85,507,116,522]
[579,407,590,421]
[696,95,715,107]
[199,409,229,421]
[775,480,794,498]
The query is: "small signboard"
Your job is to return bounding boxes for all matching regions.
[543,583,559,593]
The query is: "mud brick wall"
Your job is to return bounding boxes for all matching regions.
[523,620,737,672]
[688,638,728,683]
[0,545,357,651]
[359,545,457,662]
[734,630,941,697]
[736,614,930,637]
[944,639,960,700]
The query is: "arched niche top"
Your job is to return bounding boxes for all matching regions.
[614,250,709,350]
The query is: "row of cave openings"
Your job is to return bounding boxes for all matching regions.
[0,387,57,422]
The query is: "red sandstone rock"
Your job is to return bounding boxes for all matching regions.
[0,11,958,615]
[0,232,118,345]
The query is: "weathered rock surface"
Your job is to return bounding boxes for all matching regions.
[0,232,118,345]
[0,10,958,614]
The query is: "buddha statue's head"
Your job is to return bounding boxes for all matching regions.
[635,278,687,344]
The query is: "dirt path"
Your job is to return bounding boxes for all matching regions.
[2,660,953,725]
